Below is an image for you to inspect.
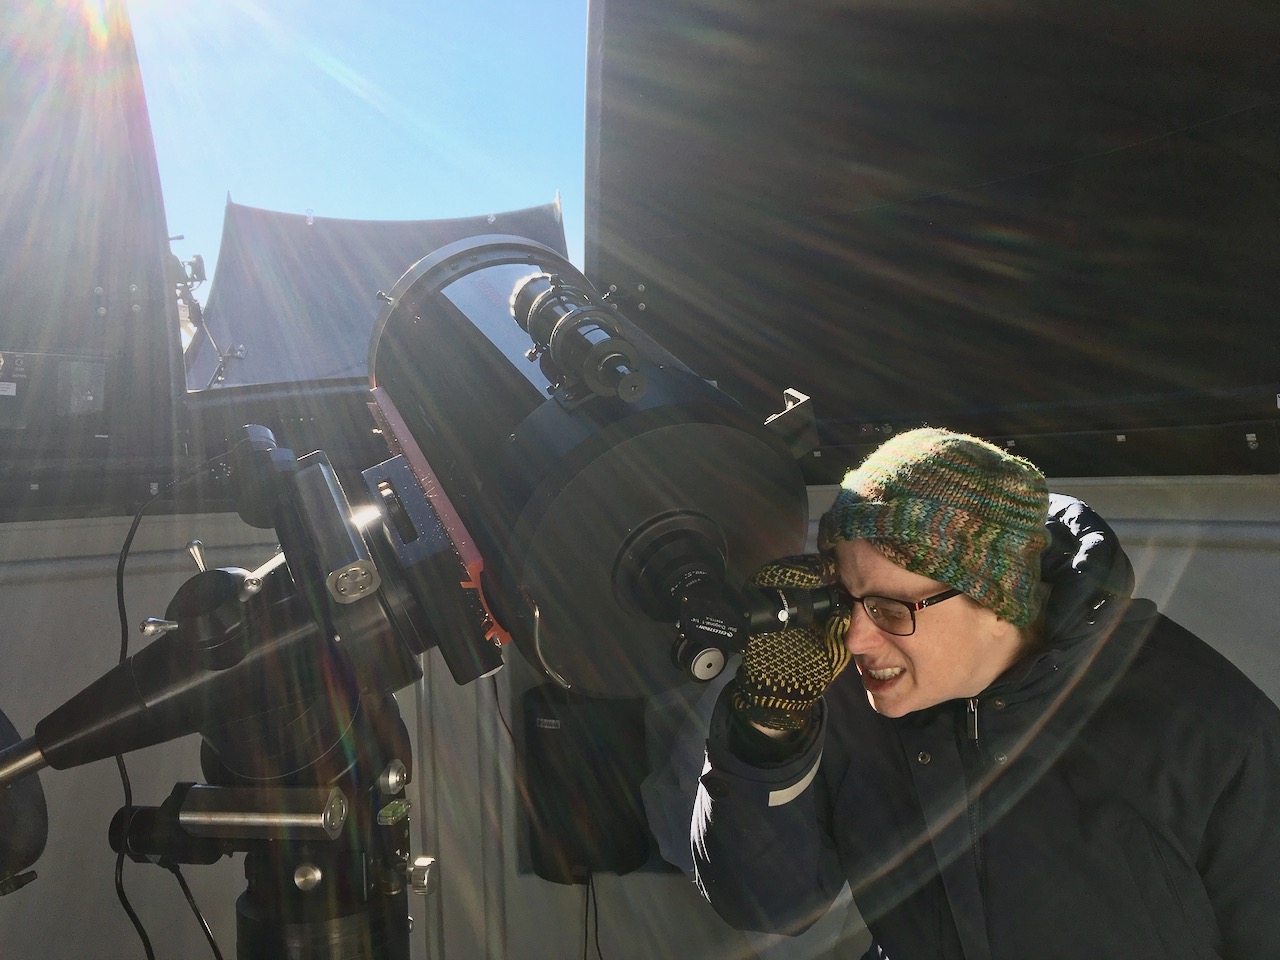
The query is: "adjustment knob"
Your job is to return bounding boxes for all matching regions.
[671,636,728,682]
[408,856,437,896]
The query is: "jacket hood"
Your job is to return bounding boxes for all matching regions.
[1039,494,1136,649]
[973,494,1140,716]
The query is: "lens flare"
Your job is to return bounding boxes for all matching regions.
[80,0,110,47]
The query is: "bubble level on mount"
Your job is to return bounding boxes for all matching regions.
[377,798,412,826]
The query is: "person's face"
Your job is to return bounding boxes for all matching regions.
[832,538,1023,717]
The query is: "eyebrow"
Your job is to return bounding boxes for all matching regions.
[841,579,946,602]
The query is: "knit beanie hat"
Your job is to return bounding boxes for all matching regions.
[818,427,1050,626]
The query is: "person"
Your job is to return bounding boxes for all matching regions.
[691,427,1280,959]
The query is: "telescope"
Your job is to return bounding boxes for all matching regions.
[0,237,811,958]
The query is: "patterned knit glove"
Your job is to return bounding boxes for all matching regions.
[730,554,853,732]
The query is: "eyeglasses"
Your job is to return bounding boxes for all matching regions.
[835,586,963,637]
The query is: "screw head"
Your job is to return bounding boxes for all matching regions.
[334,566,375,596]
[294,864,323,891]
[322,792,348,836]
[378,759,409,795]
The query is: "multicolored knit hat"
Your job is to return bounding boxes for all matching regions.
[818,427,1050,626]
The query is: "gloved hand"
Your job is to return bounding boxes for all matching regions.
[730,554,853,732]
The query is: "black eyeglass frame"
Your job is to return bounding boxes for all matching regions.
[837,586,964,637]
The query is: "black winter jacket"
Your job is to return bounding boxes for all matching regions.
[692,496,1280,959]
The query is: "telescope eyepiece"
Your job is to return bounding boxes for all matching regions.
[740,584,847,634]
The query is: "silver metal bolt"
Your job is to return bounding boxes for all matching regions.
[140,618,180,638]
[294,864,322,891]
[378,759,409,796]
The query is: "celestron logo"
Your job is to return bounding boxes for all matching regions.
[535,718,562,730]
[688,617,736,639]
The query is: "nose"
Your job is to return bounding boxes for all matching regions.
[842,602,885,655]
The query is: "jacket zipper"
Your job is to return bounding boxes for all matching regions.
[965,697,984,881]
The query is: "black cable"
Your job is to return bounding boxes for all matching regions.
[490,675,515,745]
[111,440,247,959]
[114,754,156,960]
[591,872,604,960]
[113,482,168,960]
[114,437,249,660]
[580,872,605,960]
[170,865,226,960]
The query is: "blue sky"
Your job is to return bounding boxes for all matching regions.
[129,0,589,297]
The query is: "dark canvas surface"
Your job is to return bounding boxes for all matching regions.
[585,0,1280,473]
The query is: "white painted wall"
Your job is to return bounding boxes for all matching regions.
[1034,475,1280,704]
[3,473,1278,959]
[0,514,281,960]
